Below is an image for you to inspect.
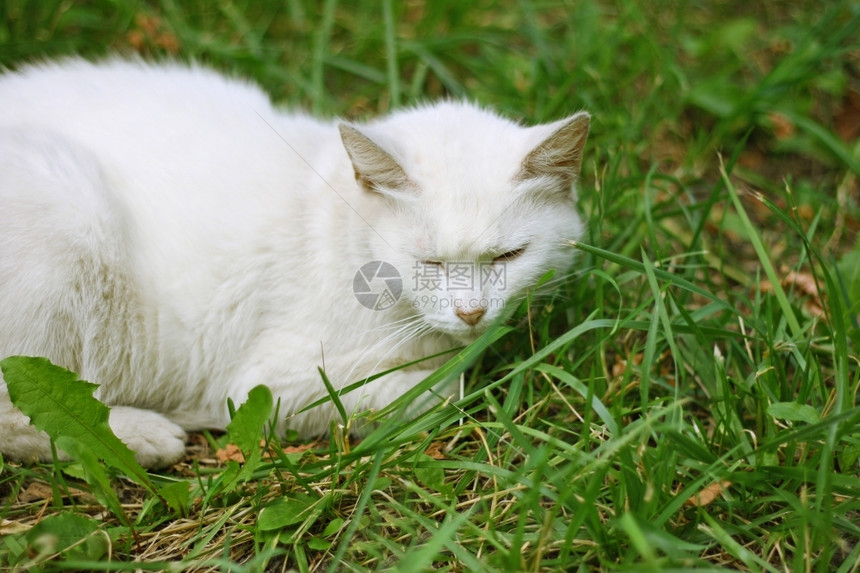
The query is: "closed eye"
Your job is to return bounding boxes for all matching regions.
[493,246,527,263]
[420,260,443,266]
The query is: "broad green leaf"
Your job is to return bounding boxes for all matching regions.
[414,453,450,496]
[25,512,106,561]
[227,384,274,453]
[307,536,332,551]
[840,437,860,471]
[767,402,821,424]
[0,356,157,497]
[258,493,317,531]
[158,481,192,517]
[373,476,392,490]
[321,517,345,537]
[56,436,131,526]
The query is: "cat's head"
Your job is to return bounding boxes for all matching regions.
[341,102,588,342]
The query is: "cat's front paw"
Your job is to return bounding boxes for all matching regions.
[108,407,187,469]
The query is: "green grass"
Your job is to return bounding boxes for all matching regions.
[2,0,860,570]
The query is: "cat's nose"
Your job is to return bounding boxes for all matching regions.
[456,307,485,326]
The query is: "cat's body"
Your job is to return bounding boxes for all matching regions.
[0,59,588,468]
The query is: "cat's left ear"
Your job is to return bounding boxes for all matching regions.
[517,112,590,189]
[339,124,416,196]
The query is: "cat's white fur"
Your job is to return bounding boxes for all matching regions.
[0,59,588,468]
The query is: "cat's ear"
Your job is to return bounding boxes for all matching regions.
[517,112,590,189]
[339,124,415,195]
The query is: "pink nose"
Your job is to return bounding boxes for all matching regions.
[456,307,485,326]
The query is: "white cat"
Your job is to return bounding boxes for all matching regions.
[0,59,589,468]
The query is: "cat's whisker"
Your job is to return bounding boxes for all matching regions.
[338,315,428,386]
[369,322,436,373]
[527,267,588,292]
[367,313,421,333]
[337,319,439,416]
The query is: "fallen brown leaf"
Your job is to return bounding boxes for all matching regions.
[611,353,643,378]
[18,480,96,504]
[282,442,316,455]
[424,442,447,460]
[685,480,732,507]
[768,112,795,140]
[126,11,181,54]
[0,518,32,535]
[783,270,819,297]
[261,441,317,460]
[215,443,245,464]
[18,481,54,503]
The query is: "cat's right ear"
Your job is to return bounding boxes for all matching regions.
[339,124,415,196]
[517,112,590,192]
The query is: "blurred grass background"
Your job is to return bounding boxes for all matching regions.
[1,1,859,571]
